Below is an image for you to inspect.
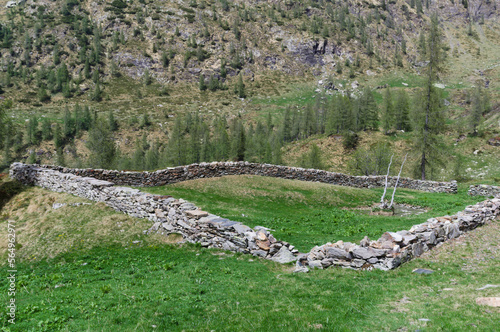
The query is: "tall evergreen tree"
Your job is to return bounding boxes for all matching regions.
[470,86,483,134]
[382,88,395,133]
[413,14,446,180]
[86,118,116,169]
[395,90,412,131]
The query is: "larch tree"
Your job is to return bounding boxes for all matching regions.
[413,13,446,180]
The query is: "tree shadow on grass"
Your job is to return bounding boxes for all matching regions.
[0,174,27,211]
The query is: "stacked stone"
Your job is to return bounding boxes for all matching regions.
[10,162,498,271]
[298,198,500,272]
[9,163,298,264]
[468,184,500,197]
[34,161,457,193]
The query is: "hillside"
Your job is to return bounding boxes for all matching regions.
[0,0,499,180]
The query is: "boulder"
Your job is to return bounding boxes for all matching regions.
[271,246,297,264]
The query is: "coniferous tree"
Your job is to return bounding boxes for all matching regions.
[41,119,52,141]
[470,86,483,135]
[108,110,118,131]
[63,108,74,139]
[145,140,160,170]
[357,87,378,131]
[382,88,395,133]
[199,74,207,91]
[86,118,116,169]
[395,90,412,131]
[27,150,37,164]
[220,58,227,78]
[53,124,63,149]
[413,14,446,180]
[2,124,12,166]
[13,131,24,153]
[235,74,245,98]
[167,117,186,166]
[213,116,230,160]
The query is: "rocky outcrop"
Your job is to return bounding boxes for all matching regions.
[31,161,458,193]
[10,162,497,272]
[469,184,500,197]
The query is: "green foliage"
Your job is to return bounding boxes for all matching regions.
[86,118,116,169]
[343,131,359,150]
[382,88,395,133]
[351,142,393,176]
[299,144,324,169]
[199,74,207,91]
[235,74,245,98]
[108,110,118,132]
[413,14,447,180]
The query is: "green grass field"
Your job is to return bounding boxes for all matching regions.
[0,176,498,331]
[141,176,481,252]
[2,223,499,331]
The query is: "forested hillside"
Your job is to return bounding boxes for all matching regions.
[0,0,499,181]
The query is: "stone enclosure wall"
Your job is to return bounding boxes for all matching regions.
[9,163,299,264]
[34,161,457,193]
[468,184,500,197]
[9,163,499,272]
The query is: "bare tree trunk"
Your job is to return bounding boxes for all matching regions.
[389,153,408,209]
[380,154,394,208]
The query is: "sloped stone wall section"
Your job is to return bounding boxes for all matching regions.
[299,197,500,272]
[9,163,298,263]
[9,162,499,272]
[34,161,457,193]
[468,184,500,197]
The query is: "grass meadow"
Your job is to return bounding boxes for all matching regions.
[0,176,498,331]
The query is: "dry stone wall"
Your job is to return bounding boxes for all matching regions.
[9,163,298,263]
[9,162,499,272]
[298,197,500,272]
[468,184,500,197]
[34,161,457,193]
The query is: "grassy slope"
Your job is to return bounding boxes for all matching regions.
[141,175,481,252]
[1,217,499,331]
[0,177,498,331]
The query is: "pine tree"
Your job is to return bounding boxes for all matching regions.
[27,150,37,164]
[199,74,207,91]
[213,116,230,161]
[470,86,483,135]
[41,119,52,141]
[145,140,160,170]
[382,88,395,133]
[167,117,186,166]
[63,108,74,138]
[108,110,118,131]
[220,58,227,78]
[395,90,411,131]
[161,51,169,68]
[413,14,446,180]
[143,69,152,85]
[86,118,116,169]
[357,87,378,131]
[54,124,63,149]
[307,144,323,169]
[236,74,245,98]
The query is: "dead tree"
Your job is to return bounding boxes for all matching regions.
[380,154,394,208]
[389,153,408,209]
